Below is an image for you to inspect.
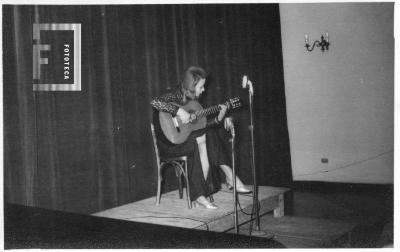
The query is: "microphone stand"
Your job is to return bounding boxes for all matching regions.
[228,119,239,234]
[247,80,261,232]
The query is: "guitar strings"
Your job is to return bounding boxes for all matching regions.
[195,105,221,118]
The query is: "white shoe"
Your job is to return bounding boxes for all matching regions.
[193,196,218,209]
[226,182,252,194]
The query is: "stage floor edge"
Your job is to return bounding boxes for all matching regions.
[93,186,290,232]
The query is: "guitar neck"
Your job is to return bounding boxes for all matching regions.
[195,104,222,118]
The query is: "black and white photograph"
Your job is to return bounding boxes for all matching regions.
[2,0,395,249]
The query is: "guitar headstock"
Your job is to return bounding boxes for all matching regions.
[227,97,242,110]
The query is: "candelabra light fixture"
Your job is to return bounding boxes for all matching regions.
[305,32,330,52]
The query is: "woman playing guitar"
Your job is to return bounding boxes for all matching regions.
[151,66,251,210]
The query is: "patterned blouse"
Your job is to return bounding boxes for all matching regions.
[150,89,184,117]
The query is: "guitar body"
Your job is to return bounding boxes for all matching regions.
[159,100,207,144]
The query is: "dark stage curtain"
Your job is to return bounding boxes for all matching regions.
[3,4,292,214]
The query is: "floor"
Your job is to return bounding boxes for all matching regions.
[4,184,393,248]
[231,185,393,248]
[93,186,289,232]
[93,183,393,248]
[4,203,284,249]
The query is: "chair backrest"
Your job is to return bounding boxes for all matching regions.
[150,123,161,167]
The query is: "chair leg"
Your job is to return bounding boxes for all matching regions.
[177,167,183,199]
[156,167,162,206]
[173,163,184,199]
[184,161,192,209]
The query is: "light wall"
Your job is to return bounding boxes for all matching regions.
[279,3,394,184]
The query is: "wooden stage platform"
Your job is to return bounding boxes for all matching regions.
[93,186,290,232]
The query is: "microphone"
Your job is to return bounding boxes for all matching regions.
[248,80,254,95]
[242,75,248,88]
[242,75,254,95]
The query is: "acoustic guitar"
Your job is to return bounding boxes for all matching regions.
[159,97,242,144]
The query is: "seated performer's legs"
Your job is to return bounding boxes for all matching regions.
[196,134,209,181]
[206,127,251,193]
[219,164,248,190]
[157,131,218,209]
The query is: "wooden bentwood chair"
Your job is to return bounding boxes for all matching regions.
[151,123,192,209]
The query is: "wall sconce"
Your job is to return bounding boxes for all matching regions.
[305,33,330,52]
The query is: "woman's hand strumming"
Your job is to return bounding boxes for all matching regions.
[176,108,191,124]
